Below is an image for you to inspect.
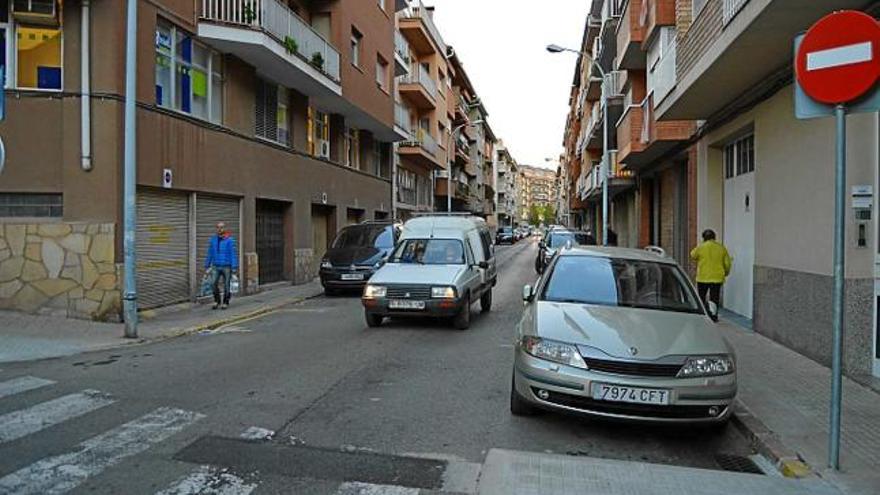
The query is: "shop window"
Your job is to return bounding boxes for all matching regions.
[16,25,61,90]
[155,20,223,124]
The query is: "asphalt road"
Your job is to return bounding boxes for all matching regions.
[0,238,755,494]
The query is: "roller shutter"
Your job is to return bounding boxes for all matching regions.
[196,194,241,294]
[136,190,190,309]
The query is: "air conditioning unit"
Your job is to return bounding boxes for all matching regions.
[318,140,331,159]
[12,0,59,26]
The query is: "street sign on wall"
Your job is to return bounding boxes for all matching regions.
[795,10,880,104]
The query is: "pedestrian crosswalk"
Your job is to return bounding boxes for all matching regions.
[0,374,471,494]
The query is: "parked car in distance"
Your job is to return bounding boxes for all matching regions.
[362,215,496,330]
[496,226,515,245]
[512,246,736,424]
[319,221,401,295]
[535,230,596,274]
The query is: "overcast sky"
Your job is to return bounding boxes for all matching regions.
[431,1,589,169]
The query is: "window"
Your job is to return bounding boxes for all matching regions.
[15,24,62,90]
[350,28,362,67]
[391,239,465,265]
[723,134,755,179]
[375,56,388,91]
[346,127,360,168]
[398,168,416,205]
[308,107,330,157]
[255,79,289,145]
[155,20,223,123]
[0,193,62,217]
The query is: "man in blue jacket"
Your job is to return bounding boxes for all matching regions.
[205,222,239,309]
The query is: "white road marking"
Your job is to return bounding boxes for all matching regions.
[807,41,873,71]
[0,389,115,443]
[0,376,55,399]
[335,482,419,495]
[155,466,257,495]
[0,407,205,495]
[239,426,274,441]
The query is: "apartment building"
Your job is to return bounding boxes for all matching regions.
[0,0,404,319]
[518,165,558,224]
[392,1,496,222]
[562,0,880,379]
[495,142,519,228]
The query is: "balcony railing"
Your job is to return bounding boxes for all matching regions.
[402,65,437,99]
[723,0,750,26]
[402,0,446,52]
[602,70,625,101]
[394,30,411,65]
[394,102,411,134]
[650,38,676,104]
[200,0,341,81]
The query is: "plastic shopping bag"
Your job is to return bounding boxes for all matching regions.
[199,270,213,297]
[230,274,240,295]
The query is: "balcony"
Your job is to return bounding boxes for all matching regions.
[393,31,411,76]
[399,65,437,109]
[399,129,442,170]
[583,151,635,201]
[394,102,412,136]
[616,0,645,70]
[656,0,867,120]
[643,0,675,44]
[399,0,446,55]
[199,0,340,89]
[618,96,694,169]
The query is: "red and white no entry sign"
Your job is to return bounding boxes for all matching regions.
[796,10,880,104]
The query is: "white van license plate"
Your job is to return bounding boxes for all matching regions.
[591,384,670,405]
[389,300,425,310]
[341,273,364,281]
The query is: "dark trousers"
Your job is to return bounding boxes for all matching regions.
[210,266,232,305]
[697,282,722,320]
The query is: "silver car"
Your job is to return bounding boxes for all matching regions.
[512,246,736,423]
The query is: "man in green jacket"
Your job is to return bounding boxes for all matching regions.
[690,229,732,322]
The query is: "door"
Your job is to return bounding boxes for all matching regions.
[137,189,190,309]
[311,206,333,275]
[723,161,755,319]
[256,200,286,284]
[195,194,241,296]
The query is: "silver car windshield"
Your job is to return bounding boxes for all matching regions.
[390,239,465,265]
[541,256,702,314]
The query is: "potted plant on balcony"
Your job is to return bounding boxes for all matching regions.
[284,36,298,55]
[310,52,325,70]
[242,2,257,23]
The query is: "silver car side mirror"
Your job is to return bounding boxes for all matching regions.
[522,285,533,303]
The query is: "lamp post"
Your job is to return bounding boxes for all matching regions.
[447,119,483,212]
[547,43,610,246]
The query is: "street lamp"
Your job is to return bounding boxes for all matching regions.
[447,119,483,212]
[546,43,610,246]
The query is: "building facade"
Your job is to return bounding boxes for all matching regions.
[0,0,405,319]
[518,165,558,225]
[561,0,880,379]
[494,142,519,228]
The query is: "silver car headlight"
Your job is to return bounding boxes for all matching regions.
[363,285,387,299]
[431,286,457,299]
[677,355,735,378]
[520,336,588,369]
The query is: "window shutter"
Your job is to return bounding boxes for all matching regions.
[255,80,267,138]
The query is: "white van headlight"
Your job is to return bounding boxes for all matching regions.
[363,285,387,299]
[431,286,457,299]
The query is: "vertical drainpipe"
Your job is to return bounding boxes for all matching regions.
[80,0,92,171]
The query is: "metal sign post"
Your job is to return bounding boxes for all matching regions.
[794,10,880,470]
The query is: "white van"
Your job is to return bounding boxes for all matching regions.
[361,214,497,330]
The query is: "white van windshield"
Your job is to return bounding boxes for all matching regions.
[390,239,465,265]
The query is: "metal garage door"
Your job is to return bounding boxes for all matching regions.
[137,190,190,309]
[256,201,286,284]
[196,194,241,294]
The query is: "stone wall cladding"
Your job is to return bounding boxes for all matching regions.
[753,265,873,377]
[294,248,316,285]
[0,223,121,321]
[676,0,722,85]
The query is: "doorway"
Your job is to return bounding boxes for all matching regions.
[256,200,288,284]
[722,135,755,319]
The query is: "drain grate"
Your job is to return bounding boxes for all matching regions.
[714,453,764,475]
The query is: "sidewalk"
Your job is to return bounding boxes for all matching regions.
[719,318,880,495]
[0,280,324,364]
